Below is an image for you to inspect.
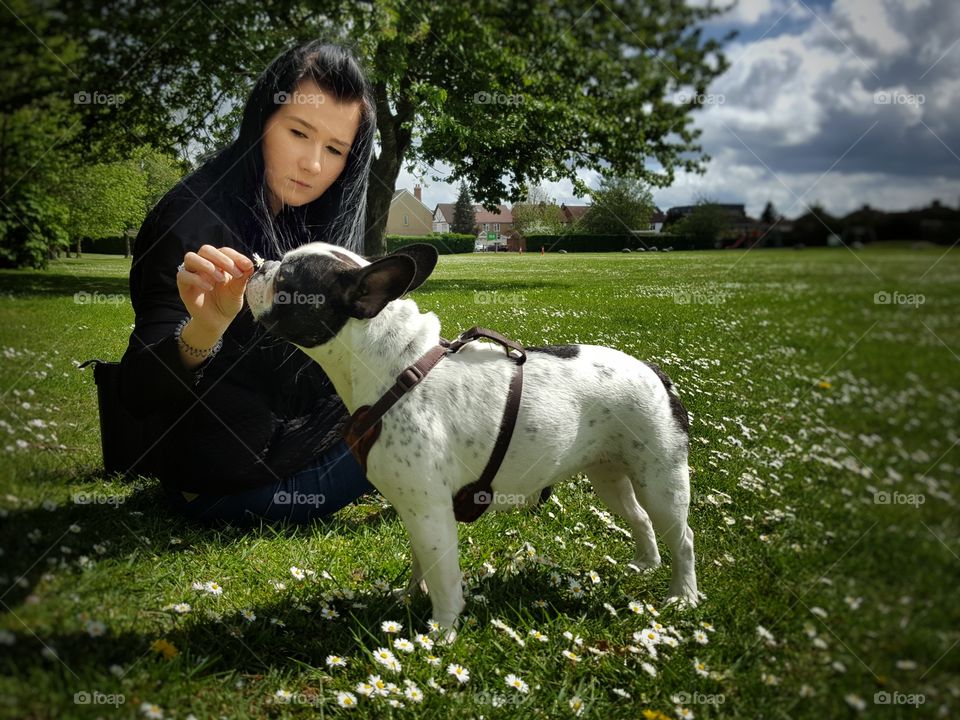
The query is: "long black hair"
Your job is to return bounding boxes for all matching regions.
[186,41,376,258]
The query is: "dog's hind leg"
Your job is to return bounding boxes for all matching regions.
[586,464,661,570]
[393,550,428,601]
[393,502,465,642]
[631,459,698,606]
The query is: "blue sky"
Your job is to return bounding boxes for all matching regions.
[404,0,960,220]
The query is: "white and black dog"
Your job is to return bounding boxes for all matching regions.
[245,242,698,637]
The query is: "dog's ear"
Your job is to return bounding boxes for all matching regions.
[387,243,439,293]
[346,255,417,319]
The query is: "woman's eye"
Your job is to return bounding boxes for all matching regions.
[291,129,307,138]
[327,146,343,156]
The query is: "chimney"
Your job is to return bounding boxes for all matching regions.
[414,185,422,202]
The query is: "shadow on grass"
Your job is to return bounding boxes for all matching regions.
[0,271,130,298]
[0,467,399,610]
[1,569,595,680]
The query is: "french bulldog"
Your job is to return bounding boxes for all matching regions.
[245,242,698,639]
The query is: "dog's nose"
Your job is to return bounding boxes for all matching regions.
[252,259,280,278]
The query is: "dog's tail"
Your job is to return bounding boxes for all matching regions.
[643,362,689,436]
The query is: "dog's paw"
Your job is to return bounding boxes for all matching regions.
[391,578,428,603]
[664,590,699,610]
[630,555,662,572]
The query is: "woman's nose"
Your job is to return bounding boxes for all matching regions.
[301,149,322,175]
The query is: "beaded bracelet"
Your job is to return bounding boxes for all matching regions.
[174,318,223,359]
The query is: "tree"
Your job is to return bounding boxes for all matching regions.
[512,185,564,236]
[761,201,780,225]
[669,198,729,247]
[54,1,731,254]
[61,160,148,256]
[451,182,475,235]
[578,177,656,235]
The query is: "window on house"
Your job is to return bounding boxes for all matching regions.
[483,224,489,231]
[403,214,409,226]
[494,223,500,232]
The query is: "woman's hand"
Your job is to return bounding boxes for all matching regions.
[176,245,255,336]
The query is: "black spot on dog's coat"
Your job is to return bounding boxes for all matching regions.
[526,345,580,359]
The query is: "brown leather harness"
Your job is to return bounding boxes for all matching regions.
[342,327,526,523]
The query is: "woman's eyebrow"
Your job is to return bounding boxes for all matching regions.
[289,115,351,147]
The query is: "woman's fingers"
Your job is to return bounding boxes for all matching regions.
[177,267,214,292]
[218,247,254,274]
[197,244,244,278]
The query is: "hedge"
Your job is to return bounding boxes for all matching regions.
[523,233,719,252]
[385,233,475,254]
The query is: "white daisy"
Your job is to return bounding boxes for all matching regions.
[504,673,529,693]
[424,654,441,666]
[85,620,106,637]
[290,566,306,581]
[240,609,256,622]
[641,661,657,677]
[675,706,694,719]
[274,689,292,703]
[693,659,709,677]
[372,647,402,672]
[404,685,424,702]
[692,630,709,645]
[569,696,585,716]
[355,682,374,697]
[628,600,644,614]
[336,691,357,708]
[325,655,347,668]
[381,620,403,634]
[562,649,580,662]
[844,693,866,711]
[393,637,415,654]
[447,662,470,683]
[414,633,434,650]
[172,603,191,615]
[139,702,164,719]
[203,581,223,596]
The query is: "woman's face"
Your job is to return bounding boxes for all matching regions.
[262,78,363,216]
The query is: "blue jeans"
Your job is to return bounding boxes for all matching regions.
[164,439,375,526]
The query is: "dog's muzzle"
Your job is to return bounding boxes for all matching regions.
[245,260,280,319]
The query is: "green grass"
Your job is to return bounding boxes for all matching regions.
[0,246,958,719]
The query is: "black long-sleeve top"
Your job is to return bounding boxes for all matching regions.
[119,181,349,494]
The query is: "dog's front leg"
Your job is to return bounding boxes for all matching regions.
[395,503,464,643]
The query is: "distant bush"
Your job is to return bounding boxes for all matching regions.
[385,234,474,254]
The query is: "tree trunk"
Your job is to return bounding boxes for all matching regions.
[364,153,402,256]
[363,76,413,256]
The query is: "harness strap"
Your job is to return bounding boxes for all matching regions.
[342,327,526,522]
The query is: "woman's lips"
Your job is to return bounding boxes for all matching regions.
[291,178,311,188]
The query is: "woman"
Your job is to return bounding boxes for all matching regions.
[119,41,378,525]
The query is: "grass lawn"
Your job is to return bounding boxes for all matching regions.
[0,246,957,719]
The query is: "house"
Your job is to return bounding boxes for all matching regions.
[650,209,666,233]
[386,185,433,236]
[560,203,590,226]
[433,202,514,248]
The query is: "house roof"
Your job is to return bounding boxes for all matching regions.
[391,188,431,212]
[560,204,590,222]
[433,203,513,224]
